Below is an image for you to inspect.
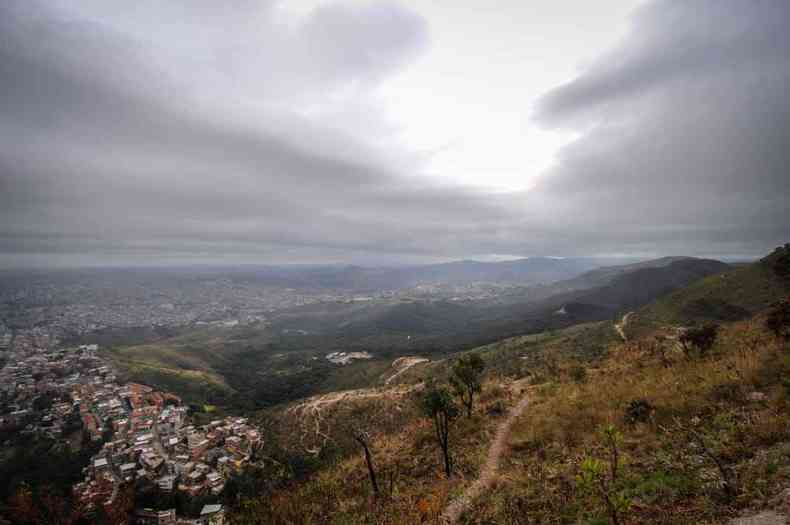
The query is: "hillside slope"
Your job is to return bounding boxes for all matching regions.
[104,256,732,410]
[630,245,790,335]
[229,247,790,525]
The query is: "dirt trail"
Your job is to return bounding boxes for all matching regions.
[287,383,423,415]
[729,511,788,525]
[615,311,634,341]
[440,393,531,524]
[384,356,429,385]
[287,383,425,454]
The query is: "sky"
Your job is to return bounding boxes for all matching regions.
[1,0,788,267]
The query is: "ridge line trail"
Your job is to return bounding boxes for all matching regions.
[440,393,531,524]
[615,311,634,341]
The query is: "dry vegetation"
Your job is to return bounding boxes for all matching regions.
[465,314,790,524]
[226,249,790,524]
[234,379,517,524]
[227,306,790,524]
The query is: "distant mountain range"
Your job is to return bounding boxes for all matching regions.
[269,256,732,346]
[215,256,648,291]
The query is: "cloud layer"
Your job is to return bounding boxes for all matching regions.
[1,0,789,265]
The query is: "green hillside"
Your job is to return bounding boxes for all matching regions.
[631,245,790,334]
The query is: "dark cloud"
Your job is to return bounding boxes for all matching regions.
[1,0,789,266]
[527,0,790,257]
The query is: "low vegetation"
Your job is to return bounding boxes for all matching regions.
[218,247,790,524]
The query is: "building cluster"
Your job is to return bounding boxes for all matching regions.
[0,331,262,524]
[0,334,99,441]
[71,373,261,523]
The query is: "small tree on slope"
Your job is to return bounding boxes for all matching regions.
[450,353,485,418]
[421,379,459,477]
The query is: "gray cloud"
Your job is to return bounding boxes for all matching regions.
[1,0,789,266]
[526,0,790,257]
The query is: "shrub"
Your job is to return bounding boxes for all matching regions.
[487,400,506,417]
[772,244,790,279]
[710,381,744,404]
[577,426,631,525]
[624,399,654,424]
[679,324,719,358]
[570,365,588,384]
[766,299,790,341]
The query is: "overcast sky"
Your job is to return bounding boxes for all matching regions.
[1,0,788,267]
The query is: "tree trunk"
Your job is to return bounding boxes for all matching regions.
[441,414,452,477]
[355,435,379,498]
[442,438,451,477]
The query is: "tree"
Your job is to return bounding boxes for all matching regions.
[679,324,718,358]
[766,299,790,341]
[352,430,380,499]
[6,483,86,525]
[421,379,459,477]
[772,244,790,279]
[449,354,485,418]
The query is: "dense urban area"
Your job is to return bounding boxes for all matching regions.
[0,269,538,339]
[0,323,267,524]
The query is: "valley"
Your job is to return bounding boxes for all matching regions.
[91,256,731,411]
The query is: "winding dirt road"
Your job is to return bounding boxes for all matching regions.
[440,393,531,524]
[615,311,634,341]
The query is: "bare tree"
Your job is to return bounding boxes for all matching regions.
[353,429,380,499]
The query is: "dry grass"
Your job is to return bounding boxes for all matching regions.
[230,311,790,525]
[465,315,790,524]
[233,382,514,524]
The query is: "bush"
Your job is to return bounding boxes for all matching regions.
[679,324,719,358]
[766,299,790,341]
[710,381,744,403]
[624,399,654,424]
[773,244,790,279]
[487,400,506,417]
[570,365,588,384]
